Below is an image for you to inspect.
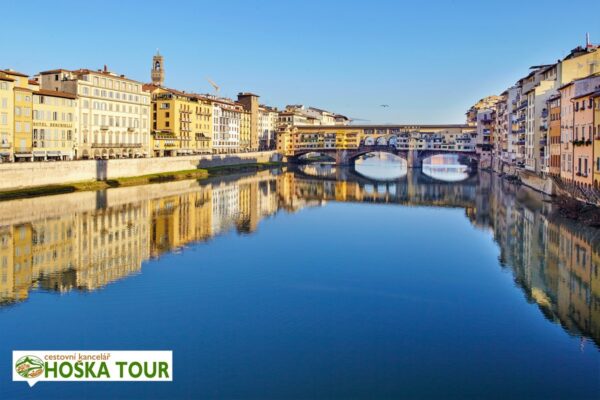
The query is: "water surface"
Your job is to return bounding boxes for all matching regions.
[1,162,599,399]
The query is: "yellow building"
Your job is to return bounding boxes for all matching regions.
[0,73,15,162]
[0,226,14,303]
[240,110,251,151]
[32,89,77,160]
[147,86,212,156]
[0,70,34,161]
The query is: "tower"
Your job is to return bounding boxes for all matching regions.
[151,50,164,86]
[237,93,260,150]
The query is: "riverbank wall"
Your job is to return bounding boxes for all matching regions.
[0,151,280,191]
[488,157,600,205]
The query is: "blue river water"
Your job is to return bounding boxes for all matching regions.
[1,156,599,399]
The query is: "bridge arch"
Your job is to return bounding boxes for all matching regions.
[375,136,387,146]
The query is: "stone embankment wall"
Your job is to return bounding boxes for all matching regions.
[517,170,556,196]
[0,151,280,191]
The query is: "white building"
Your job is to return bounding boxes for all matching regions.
[521,65,557,173]
[212,99,241,154]
[258,105,278,150]
[38,67,151,159]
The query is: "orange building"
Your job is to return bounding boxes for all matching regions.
[572,90,595,187]
[559,82,574,182]
[547,94,561,176]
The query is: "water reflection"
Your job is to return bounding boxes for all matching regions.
[297,163,337,178]
[354,152,407,180]
[0,168,599,349]
[422,154,470,182]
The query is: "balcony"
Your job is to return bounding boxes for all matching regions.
[91,143,142,148]
[0,141,11,148]
[541,109,548,118]
[127,127,135,132]
[539,138,547,146]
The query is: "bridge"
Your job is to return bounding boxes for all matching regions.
[277,124,478,167]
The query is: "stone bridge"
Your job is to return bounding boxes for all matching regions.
[290,145,478,167]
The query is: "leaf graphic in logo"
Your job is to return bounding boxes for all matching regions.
[15,355,44,379]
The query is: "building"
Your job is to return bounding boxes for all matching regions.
[0,70,34,161]
[547,94,561,176]
[32,89,77,160]
[0,72,16,162]
[145,85,212,156]
[475,108,495,161]
[559,82,575,182]
[571,74,600,187]
[258,105,278,150]
[237,93,259,151]
[38,66,151,159]
[211,97,242,154]
[521,64,557,174]
[505,86,521,165]
[493,92,509,165]
[592,90,600,187]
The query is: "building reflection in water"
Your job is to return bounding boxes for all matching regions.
[0,168,599,348]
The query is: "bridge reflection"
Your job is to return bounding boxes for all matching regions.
[0,169,599,348]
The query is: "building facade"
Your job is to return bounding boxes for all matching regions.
[147,86,212,156]
[39,67,151,159]
[32,89,76,160]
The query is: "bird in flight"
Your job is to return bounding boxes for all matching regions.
[380,104,390,108]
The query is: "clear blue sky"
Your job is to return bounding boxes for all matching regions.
[2,0,599,124]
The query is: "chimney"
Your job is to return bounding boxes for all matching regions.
[103,65,108,73]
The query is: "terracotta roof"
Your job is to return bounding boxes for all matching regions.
[34,89,77,100]
[557,81,575,90]
[0,69,29,77]
[38,69,71,74]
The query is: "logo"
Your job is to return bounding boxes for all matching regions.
[15,355,44,379]
[13,350,172,387]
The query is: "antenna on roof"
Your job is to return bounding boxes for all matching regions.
[586,33,591,49]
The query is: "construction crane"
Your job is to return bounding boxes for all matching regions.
[206,77,220,95]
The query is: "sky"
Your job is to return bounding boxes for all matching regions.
[1,0,599,124]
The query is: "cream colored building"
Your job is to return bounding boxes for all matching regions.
[32,89,77,160]
[38,67,151,159]
[0,73,15,162]
[211,97,242,153]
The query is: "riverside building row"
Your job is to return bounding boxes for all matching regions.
[468,36,600,189]
[0,51,349,162]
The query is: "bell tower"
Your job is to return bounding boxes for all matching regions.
[151,49,164,86]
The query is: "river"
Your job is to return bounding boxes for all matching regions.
[1,156,599,399]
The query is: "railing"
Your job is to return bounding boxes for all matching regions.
[153,134,177,140]
[91,143,142,148]
[0,142,11,148]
